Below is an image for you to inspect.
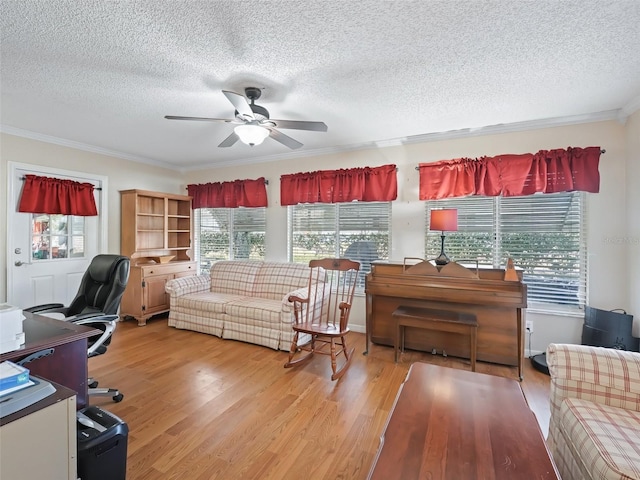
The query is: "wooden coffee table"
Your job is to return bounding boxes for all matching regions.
[368,362,559,479]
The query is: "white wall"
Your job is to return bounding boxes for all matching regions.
[627,111,640,328]
[183,120,632,354]
[0,133,185,303]
[1,118,634,355]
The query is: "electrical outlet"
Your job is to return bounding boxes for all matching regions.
[526,319,534,332]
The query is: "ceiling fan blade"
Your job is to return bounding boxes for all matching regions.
[270,119,328,132]
[268,128,303,150]
[218,132,240,148]
[222,90,254,119]
[165,115,234,122]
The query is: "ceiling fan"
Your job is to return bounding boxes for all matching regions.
[165,87,328,150]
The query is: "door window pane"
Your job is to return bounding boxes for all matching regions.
[31,214,85,261]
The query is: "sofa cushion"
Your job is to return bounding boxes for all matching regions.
[168,310,225,338]
[222,322,282,350]
[224,297,290,327]
[174,292,245,314]
[252,262,310,300]
[209,260,261,296]
[560,397,640,480]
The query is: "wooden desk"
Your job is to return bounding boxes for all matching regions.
[368,363,559,479]
[0,312,99,409]
[365,261,527,379]
[393,306,477,370]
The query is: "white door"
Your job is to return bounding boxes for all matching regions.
[6,162,108,310]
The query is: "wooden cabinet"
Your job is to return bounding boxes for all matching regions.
[120,189,196,325]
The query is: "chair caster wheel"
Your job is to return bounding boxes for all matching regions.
[113,393,124,402]
[89,381,99,388]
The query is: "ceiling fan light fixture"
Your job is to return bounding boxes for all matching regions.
[234,124,269,146]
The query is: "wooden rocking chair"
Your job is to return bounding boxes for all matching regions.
[284,258,360,380]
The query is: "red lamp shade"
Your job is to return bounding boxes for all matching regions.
[430,209,458,232]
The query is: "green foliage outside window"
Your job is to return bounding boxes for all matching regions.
[197,207,266,271]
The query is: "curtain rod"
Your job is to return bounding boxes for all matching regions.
[185,179,269,190]
[414,149,607,170]
[20,176,102,190]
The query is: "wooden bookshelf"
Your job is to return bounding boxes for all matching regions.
[120,189,196,325]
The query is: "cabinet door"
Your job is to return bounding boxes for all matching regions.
[143,274,172,314]
[0,395,77,480]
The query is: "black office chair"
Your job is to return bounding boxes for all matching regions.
[24,254,130,402]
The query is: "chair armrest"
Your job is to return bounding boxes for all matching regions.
[285,282,329,306]
[23,303,65,314]
[285,284,331,324]
[165,274,211,299]
[285,286,310,305]
[74,315,118,357]
[66,311,109,321]
[547,343,640,413]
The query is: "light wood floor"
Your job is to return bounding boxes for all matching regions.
[90,317,552,480]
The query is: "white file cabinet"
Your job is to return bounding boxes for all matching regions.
[0,384,77,480]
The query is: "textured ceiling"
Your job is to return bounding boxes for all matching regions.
[1,0,639,171]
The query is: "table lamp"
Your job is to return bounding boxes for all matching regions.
[430,209,458,265]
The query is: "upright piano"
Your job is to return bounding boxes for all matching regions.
[365,260,528,379]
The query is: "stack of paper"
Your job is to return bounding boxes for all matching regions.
[0,361,33,396]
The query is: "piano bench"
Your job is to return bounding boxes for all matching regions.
[392,306,478,370]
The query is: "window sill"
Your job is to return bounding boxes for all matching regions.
[526,303,584,318]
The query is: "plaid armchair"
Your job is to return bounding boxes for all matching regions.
[547,343,640,480]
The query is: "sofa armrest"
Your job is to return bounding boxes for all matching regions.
[282,284,332,325]
[547,343,640,443]
[279,286,309,325]
[165,274,211,299]
[284,285,309,305]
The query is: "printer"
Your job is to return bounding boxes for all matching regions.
[0,304,25,355]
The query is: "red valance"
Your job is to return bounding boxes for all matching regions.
[18,175,98,216]
[280,164,397,206]
[187,177,268,208]
[418,146,601,200]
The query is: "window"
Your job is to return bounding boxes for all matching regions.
[31,214,85,260]
[288,202,391,285]
[195,207,266,270]
[425,192,587,309]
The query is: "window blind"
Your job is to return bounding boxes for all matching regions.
[426,192,586,307]
[289,202,391,283]
[195,207,266,270]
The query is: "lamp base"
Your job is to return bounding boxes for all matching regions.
[434,233,450,265]
[434,252,450,266]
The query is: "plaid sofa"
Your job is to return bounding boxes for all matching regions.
[547,343,640,480]
[165,260,312,350]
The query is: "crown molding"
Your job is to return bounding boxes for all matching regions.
[622,95,640,117]
[400,109,621,145]
[185,110,624,171]
[0,124,179,171]
[2,108,628,173]
[183,141,376,171]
